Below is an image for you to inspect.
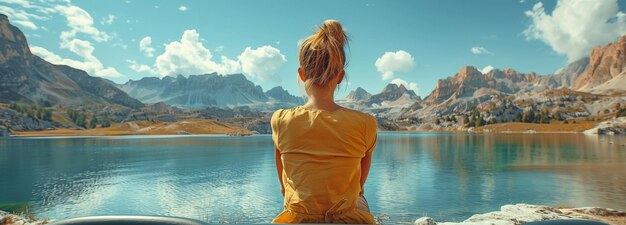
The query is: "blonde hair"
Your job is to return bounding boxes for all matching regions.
[298,20,349,93]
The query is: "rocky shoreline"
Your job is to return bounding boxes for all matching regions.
[414,204,626,225]
[0,211,48,225]
[3,204,625,225]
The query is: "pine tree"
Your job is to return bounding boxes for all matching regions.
[76,114,87,128]
[89,116,98,129]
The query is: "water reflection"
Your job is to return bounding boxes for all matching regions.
[0,133,625,224]
[367,133,626,222]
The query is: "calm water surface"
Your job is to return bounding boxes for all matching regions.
[1,133,625,223]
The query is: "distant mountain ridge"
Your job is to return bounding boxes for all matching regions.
[118,73,303,108]
[423,66,546,105]
[265,86,305,105]
[345,87,372,102]
[0,14,143,108]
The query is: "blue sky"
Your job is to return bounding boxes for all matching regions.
[2,0,626,99]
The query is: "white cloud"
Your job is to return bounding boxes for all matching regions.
[31,42,122,78]
[524,0,626,62]
[238,45,287,82]
[471,46,491,55]
[127,60,151,73]
[35,4,121,78]
[139,36,155,57]
[0,5,46,30]
[154,29,241,77]
[0,0,33,8]
[12,19,37,30]
[481,65,494,74]
[100,14,116,25]
[55,5,110,44]
[390,78,419,95]
[375,50,415,80]
[214,45,224,52]
[152,30,286,81]
[178,5,188,11]
[5,0,121,79]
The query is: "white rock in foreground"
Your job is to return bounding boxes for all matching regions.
[0,211,49,225]
[414,204,626,225]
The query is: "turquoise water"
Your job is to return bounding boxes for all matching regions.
[1,133,625,223]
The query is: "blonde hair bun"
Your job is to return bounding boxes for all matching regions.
[299,19,349,88]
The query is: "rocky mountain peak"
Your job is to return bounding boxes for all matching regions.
[345,87,372,102]
[382,83,399,93]
[502,68,521,76]
[264,86,304,105]
[455,66,482,81]
[0,13,32,64]
[573,34,626,90]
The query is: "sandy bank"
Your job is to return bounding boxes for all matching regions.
[471,122,597,134]
[12,120,254,137]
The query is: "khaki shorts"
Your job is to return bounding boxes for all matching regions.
[272,195,374,224]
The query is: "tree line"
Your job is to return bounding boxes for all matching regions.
[8,103,52,121]
[66,109,112,129]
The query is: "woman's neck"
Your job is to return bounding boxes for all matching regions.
[302,85,341,111]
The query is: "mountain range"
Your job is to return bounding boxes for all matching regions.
[342,33,626,129]
[1,12,625,133]
[117,74,304,109]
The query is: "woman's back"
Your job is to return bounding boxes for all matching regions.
[272,19,377,224]
[271,105,377,221]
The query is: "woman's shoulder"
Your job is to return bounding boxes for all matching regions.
[340,107,377,124]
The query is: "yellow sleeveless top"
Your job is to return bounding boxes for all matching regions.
[271,105,377,223]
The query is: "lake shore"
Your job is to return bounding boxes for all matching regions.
[8,119,626,137]
[11,120,254,137]
[2,204,625,225]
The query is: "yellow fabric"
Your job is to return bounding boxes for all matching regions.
[271,106,378,224]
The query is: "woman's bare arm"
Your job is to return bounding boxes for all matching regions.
[275,146,285,196]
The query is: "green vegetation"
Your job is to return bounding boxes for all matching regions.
[67,109,87,128]
[450,105,567,128]
[67,109,113,128]
[8,103,52,121]
[464,108,486,128]
[0,202,29,213]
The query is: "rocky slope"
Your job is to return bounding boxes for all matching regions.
[574,35,626,91]
[0,108,54,131]
[546,57,590,88]
[118,74,302,109]
[0,14,143,108]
